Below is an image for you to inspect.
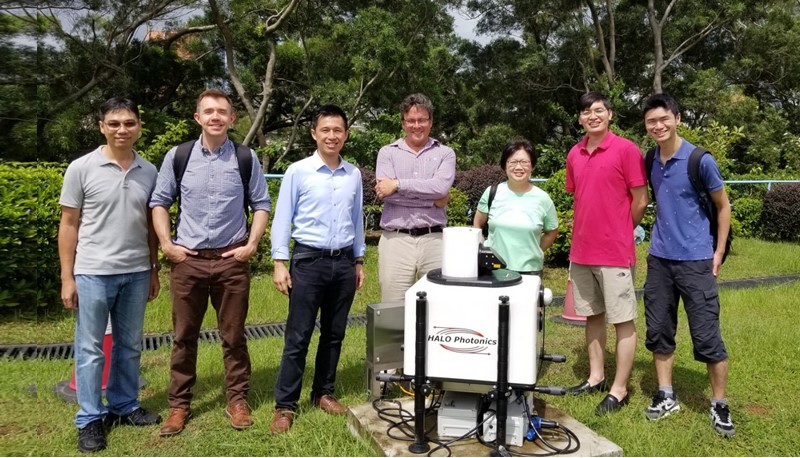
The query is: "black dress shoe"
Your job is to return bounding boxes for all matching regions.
[107,407,162,427]
[78,419,106,453]
[596,393,629,416]
[567,379,608,395]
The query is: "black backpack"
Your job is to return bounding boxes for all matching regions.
[645,146,732,263]
[173,140,253,218]
[481,183,499,238]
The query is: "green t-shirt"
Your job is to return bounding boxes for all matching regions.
[477,182,558,272]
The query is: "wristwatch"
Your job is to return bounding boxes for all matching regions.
[355,259,364,265]
[151,262,161,271]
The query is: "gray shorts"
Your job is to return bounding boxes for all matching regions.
[569,263,638,324]
[643,255,728,363]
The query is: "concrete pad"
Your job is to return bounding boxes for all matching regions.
[348,397,622,457]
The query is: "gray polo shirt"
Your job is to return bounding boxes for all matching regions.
[60,147,158,275]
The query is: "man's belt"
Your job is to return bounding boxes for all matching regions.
[291,243,353,260]
[396,225,444,237]
[192,241,246,259]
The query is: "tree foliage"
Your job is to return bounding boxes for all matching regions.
[0,0,798,179]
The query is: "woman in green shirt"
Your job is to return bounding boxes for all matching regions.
[473,140,559,275]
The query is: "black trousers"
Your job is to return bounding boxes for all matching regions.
[273,245,357,410]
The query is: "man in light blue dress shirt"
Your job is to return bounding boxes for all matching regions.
[269,104,366,434]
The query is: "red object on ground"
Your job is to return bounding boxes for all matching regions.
[69,333,113,391]
[561,279,587,323]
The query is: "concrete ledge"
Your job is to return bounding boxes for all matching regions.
[347,396,622,457]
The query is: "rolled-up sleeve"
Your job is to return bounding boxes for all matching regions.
[248,150,271,212]
[149,147,178,208]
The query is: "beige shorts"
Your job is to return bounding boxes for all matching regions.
[569,262,637,324]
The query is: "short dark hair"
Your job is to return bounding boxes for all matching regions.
[578,91,612,112]
[196,88,233,112]
[499,139,537,171]
[642,93,681,118]
[311,104,349,130]
[400,93,433,119]
[99,97,139,120]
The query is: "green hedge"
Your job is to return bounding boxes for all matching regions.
[0,163,64,309]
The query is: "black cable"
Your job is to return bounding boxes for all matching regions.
[372,391,442,443]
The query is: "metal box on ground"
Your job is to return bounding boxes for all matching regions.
[482,397,529,447]
[365,302,405,399]
[437,391,482,439]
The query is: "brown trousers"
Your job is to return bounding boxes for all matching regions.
[167,255,251,408]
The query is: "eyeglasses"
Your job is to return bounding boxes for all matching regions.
[507,160,531,168]
[579,107,608,118]
[403,117,430,126]
[103,120,139,130]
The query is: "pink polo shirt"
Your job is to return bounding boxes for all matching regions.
[566,131,646,267]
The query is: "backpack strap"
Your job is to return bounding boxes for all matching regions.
[687,147,732,263]
[482,183,499,238]
[687,147,712,217]
[173,140,196,221]
[233,142,253,217]
[645,147,656,203]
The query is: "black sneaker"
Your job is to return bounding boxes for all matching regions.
[595,393,629,416]
[710,403,735,437]
[77,419,106,453]
[107,407,162,427]
[645,391,680,421]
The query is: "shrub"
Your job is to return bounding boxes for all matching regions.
[0,163,65,310]
[446,188,469,227]
[544,209,573,267]
[539,169,572,212]
[731,197,762,238]
[453,164,507,223]
[539,171,574,266]
[760,183,800,242]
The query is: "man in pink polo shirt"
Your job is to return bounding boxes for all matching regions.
[565,91,648,416]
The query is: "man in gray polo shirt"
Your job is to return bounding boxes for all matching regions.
[59,97,162,453]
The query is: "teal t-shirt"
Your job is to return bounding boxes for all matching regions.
[477,182,558,272]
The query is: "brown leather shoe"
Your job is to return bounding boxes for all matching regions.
[270,409,294,434]
[159,408,191,437]
[224,401,254,430]
[314,394,347,415]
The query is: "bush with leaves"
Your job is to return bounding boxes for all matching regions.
[731,197,763,238]
[540,170,573,266]
[539,169,572,213]
[446,188,469,227]
[453,164,507,223]
[760,183,800,242]
[0,163,64,311]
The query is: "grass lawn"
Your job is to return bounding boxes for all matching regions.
[1,237,799,455]
[2,282,799,456]
[2,237,799,344]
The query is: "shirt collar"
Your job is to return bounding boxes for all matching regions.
[311,150,352,173]
[93,146,142,169]
[198,135,233,155]
[579,131,617,154]
[391,137,440,154]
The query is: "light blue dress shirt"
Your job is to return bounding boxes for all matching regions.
[270,151,365,260]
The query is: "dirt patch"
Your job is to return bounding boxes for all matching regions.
[743,403,772,417]
[0,424,23,437]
